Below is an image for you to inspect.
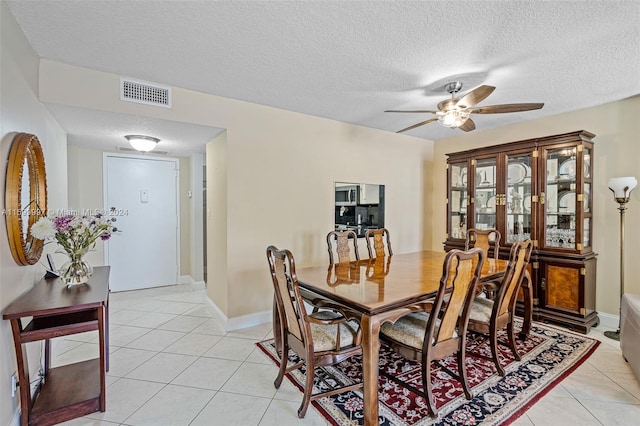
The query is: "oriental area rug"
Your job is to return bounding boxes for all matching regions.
[257,321,599,425]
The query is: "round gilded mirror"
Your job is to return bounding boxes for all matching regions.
[5,133,48,265]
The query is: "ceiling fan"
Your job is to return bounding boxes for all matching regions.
[385,81,544,133]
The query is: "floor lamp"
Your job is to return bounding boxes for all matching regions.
[605,176,637,341]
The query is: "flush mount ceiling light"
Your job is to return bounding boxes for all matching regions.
[125,135,160,152]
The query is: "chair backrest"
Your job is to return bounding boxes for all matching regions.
[266,245,311,350]
[365,228,393,258]
[426,248,485,350]
[465,228,501,260]
[494,239,533,318]
[327,230,360,264]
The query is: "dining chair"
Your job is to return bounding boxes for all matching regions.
[266,245,363,418]
[465,228,501,297]
[379,248,486,417]
[466,239,533,376]
[364,228,393,258]
[327,230,360,264]
[465,228,501,259]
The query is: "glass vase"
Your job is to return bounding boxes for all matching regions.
[60,255,93,287]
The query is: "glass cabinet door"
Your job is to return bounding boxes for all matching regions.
[505,152,534,244]
[582,146,592,248]
[449,161,468,240]
[473,158,497,234]
[544,146,577,249]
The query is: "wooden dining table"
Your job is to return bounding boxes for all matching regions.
[295,250,532,426]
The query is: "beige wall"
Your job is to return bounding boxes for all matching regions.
[179,157,191,276]
[431,96,640,318]
[189,153,205,282]
[0,3,68,423]
[207,132,228,313]
[67,144,106,267]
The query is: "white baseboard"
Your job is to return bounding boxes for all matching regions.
[205,297,271,332]
[179,275,194,284]
[225,309,272,331]
[594,311,619,331]
[180,275,206,290]
[204,297,228,323]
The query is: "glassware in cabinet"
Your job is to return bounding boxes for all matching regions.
[581,146,593,249]
[448,161,468,239]
[505,152,533,244]
[544,146,577,249]
[473,158,498,232]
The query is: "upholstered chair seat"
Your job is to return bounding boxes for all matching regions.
[309,314,361,351]
[380,312,457,348]
[468,297,494,322]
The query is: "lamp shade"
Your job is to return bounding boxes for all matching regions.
[125,135,160,152]
[608,176,637,199]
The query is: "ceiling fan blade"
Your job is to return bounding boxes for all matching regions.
[469,103,544,114]
[458,118,476,132]
[396,118,439,133]
[385,109,438,114]
[456,85,496,109]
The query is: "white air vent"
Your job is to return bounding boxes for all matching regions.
[120,78,172,108]
[116,146,169,155]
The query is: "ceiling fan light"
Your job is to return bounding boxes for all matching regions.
[125,135,160,152]
[437,109,470,128]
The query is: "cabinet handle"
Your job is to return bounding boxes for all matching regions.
[541,278,546,291]
[540,192,545,205]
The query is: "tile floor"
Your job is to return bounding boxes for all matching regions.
[53,282,640,426]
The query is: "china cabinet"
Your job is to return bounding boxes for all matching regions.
[445,130,598,333]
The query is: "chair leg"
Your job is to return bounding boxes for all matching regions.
[458,351,472,400]
[507,320,521,361]
[274,343,288,389]
[298,363,315,418]
[490,329,505,376]
[272,300,284,357]
[422,359,437,417]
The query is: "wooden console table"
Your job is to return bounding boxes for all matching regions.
[3,266,110,426]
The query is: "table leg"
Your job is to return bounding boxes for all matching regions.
[360,314,381,426]
[10,320,30,426]
[519,271,533,340]
[98,306,106,411]
[44,338,51,375]
[105,297,110,372]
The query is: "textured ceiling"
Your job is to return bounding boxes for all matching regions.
[7,1,640,156]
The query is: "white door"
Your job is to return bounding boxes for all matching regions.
[104,154,179,291]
